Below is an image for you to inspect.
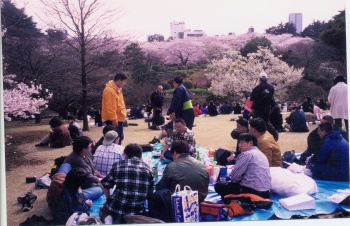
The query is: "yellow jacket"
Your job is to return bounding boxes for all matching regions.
[257,131,282,167]
[101,80,126,122]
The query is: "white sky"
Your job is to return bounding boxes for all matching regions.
[12,0,346,41]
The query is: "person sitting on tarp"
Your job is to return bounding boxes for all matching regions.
[99,144,154,224]
[299,115,348,165]
[214,133,271,200]
[249,118,282,167]
[148,140,209,222]
[159,118,196,160]
[307,123,349,181]
[227,118,249,163]
[63,136,104,201]
[54,167,92,224]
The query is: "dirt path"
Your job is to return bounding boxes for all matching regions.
[4,113,314,225]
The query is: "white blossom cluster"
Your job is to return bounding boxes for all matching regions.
[205,47,303,102]
[3,75,52,121]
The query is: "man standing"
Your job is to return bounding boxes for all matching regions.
[214,133,271,199]
[249,118,282,167]
[328,75,348,132]
[101,73,127,145]
[250,71,274,123]
[250,71,278,140]
[167,76,195,129]
[150,85,164,111]
[160,118,196,160]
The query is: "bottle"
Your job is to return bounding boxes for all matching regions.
[196,151,202,162]
[152,165,158,183]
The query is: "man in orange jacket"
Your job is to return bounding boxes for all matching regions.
[101,73,127,145]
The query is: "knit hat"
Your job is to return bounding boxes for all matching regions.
[259,71,268,80]
[103,130,118,145]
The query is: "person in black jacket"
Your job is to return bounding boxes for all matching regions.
[207,101,219,116]
[269,105,285,132]
[250,71,275,123]
[150,85,164,111]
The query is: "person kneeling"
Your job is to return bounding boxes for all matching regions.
[214,133,272,199]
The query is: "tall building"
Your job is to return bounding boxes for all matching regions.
[289,13,303,34]
[170,21,206,39]
[248,26,254,33]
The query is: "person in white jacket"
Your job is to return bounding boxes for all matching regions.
[328,75,348,132]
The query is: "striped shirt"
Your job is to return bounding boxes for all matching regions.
[231,146,271,191]
[93,143,124,176]
[101,157,154,221]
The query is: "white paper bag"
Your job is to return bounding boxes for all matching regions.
[279,193,316,211]
[171,185,199,222]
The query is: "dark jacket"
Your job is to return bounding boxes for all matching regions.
[167,84,192,118]
[220,104,232,114]
[300,126,348,164]
[68,122,83,141]
[309,130,349,181]
[269,112,284,131]
[63,152,100,188]
[50,125,71,148]
[286,109,309,132]
[250,82,275,122]
[207,104,218,116]
[156,154,209,203]
[150,91,164,109]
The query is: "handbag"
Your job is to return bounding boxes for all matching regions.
[171,185,199,222]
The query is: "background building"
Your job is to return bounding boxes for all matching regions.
[248,26,254,33]
[170,21,206,39]
[289,13,303,34]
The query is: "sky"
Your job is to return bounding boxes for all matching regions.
[13,0,346,41]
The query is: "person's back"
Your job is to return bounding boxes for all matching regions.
[207,102,218,116]
[51,125,71,148]
[156,141,209,203]
[257,131,282,167]
[309,130,349,181]
[93,131,124,176]
[220,103,231,114]
[287,109,309,132]
[100,144,154,224]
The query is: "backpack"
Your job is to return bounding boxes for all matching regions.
[215,148,233,166]
[50,156,67,178]
[282,150,296,168]
[148,188,173,222]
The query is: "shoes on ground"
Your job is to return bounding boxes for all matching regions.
[149,137,160,144]
[18,192,37,212]
[35,143,47,147]
[129,123,138,126]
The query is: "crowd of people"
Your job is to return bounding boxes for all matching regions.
[41,72,349,224]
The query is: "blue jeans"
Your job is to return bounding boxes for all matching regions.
[104,120,124,145]
[82,185,103,200]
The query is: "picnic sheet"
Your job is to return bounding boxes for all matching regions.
[89,143,350,221]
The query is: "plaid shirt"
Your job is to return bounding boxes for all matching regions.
[93,143,124,176]
[101,157,154,221]
[166,128,196,153]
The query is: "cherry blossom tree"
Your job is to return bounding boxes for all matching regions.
[3,74,52,121]
[205,47,303,102]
